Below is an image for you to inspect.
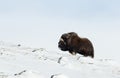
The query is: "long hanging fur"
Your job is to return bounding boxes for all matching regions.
[58,32,94,58]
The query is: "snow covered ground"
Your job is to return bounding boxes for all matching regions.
[0,41,120,78]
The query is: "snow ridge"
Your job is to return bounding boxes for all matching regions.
[0,41,120,78]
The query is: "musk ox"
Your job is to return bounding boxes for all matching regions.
[58,32,94,58]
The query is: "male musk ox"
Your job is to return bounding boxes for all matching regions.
[58,32,94,58]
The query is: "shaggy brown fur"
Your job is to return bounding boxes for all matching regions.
[58,32,94,58]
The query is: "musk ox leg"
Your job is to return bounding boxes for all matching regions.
[78,50,94,58]
[69,51,76,55]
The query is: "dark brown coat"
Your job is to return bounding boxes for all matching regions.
[58,32,94,58]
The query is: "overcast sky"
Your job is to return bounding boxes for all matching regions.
[0,0,120,60]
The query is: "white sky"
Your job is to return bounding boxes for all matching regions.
[0,0,120,60]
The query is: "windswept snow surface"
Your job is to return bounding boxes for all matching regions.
[0,41,120,78]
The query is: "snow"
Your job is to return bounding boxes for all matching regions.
[0,41,120,78]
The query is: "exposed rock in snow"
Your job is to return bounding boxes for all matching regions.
[8,70,45,78]
[51,74,69,78]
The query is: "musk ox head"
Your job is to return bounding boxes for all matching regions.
[58,32,77,51]
[58,32,94,58]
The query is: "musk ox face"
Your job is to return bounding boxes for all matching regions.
[58,32,94,58]
[58,32,77,51]
[58,33,69,51]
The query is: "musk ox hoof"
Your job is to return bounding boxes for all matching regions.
[58,32,94,58]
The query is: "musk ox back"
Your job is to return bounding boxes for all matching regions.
[58,32,94,58]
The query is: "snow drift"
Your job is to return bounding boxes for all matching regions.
[0,41,120,78]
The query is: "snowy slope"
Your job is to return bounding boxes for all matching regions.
[0,41,120,78]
